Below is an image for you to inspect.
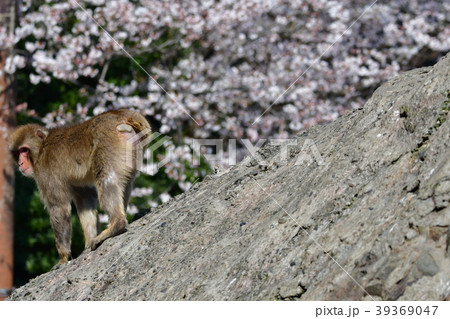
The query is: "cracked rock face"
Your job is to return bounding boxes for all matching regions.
[9,53,450,301]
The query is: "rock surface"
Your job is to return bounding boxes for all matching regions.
[9,53,450,301]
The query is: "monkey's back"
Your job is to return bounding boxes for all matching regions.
[38,109,150,185]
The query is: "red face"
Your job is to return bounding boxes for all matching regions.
[15,146,33,176]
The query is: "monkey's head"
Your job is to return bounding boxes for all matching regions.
[9,124,49,177]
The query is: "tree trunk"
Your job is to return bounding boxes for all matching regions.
[0,0,17,300]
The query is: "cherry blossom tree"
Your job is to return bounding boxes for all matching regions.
[1,0,449,208]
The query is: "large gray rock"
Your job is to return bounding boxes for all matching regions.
[9,53,450,301]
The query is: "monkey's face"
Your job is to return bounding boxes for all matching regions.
[12,146,34,177]
[9,124,48,178]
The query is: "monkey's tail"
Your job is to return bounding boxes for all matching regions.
[122,110,151,138]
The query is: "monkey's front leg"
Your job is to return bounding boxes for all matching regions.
[48,203,73,264]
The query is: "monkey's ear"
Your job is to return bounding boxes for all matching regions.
[35,128,49,139]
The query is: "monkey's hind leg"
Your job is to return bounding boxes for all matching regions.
[90,173,128,250]
[72,186,99,249]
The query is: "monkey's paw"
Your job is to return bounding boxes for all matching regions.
[51,260,71,271]
[89,238,103,251]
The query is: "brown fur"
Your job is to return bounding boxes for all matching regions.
[9,109,151,265]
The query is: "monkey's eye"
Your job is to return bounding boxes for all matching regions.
[12,147,29,159]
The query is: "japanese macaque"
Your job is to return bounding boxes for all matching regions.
[9,109,151,265]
